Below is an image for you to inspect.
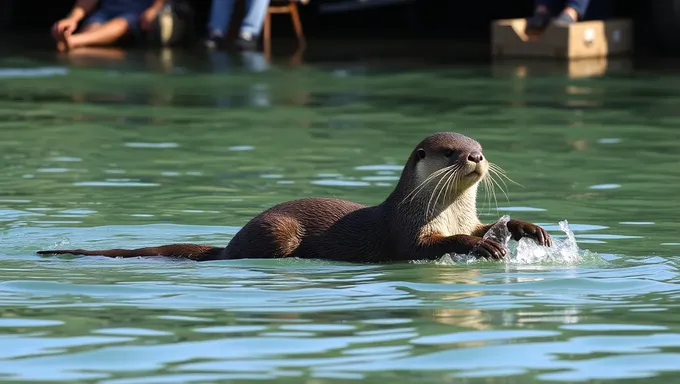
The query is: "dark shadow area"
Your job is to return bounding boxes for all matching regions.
[0,0,676,56]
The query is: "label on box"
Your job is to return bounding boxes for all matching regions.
[584,28,595,45]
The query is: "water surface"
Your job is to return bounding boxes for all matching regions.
[1,48,680,383]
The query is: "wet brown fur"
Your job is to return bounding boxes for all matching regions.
[38,132,552,262]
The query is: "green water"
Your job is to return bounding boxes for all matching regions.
[1,49,680,383]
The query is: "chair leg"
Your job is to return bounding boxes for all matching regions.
[263,10,272,51]
[289,3,305,43]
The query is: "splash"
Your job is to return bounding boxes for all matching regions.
[429,215,596,266]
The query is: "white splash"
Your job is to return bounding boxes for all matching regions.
[430,215,595,266]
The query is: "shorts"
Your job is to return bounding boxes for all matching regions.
[83,8,144,34]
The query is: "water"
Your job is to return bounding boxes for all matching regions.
[1,47,680,383]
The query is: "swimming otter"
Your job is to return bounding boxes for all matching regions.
[38,132,552,262]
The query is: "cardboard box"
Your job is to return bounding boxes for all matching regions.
[491,18,633,59]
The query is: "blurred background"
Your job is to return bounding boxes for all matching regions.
[2,0,680,55]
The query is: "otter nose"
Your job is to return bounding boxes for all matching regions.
[467,152,483,163]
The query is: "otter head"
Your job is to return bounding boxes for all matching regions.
[409,132,488,197]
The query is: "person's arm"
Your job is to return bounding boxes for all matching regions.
[150,0,166,8]
[65,0,99,22]
[144,0,166,15]
[140,0,166,31]
[52,0,99,39]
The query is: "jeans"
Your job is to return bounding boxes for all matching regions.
[207,0,270,36]
[535,0,591,18]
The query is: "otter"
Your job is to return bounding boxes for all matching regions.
[38,132,552,262]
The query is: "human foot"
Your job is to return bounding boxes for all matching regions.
[204,30,226,49]
[52,17,79,52]
[553,8,578,27]
[525,8,551,36]
[235,31,258,51]
[56,34,71,52]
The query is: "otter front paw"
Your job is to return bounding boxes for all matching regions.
[470,238,508,260]
[507,219,552,247]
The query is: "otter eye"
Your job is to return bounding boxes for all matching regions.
[417,148,426,160]
[444,150,454,158]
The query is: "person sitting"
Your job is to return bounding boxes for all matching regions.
[525,0,591,35]
[51,0,166,51]
[204,0,270,50]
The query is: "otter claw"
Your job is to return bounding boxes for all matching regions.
[471,238,508,260]
[507,220,552,247]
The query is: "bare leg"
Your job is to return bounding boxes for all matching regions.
[81,23,103,32]
[66,18,131,50]
[56,22,103,52]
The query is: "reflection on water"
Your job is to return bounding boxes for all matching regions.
[493,56,635,110]
[492,57,634,79]
[1,46,680,383]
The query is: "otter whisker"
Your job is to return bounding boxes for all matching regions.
[487,175,498,213]
[447,165,463,202]
[488,166,509,192]
[488,162,509,174]
[479,176,487,213]
[489,162,522,187]
[426,173,448,220]
[409,169,450,210]
[430,164,462,219]
[405,163,459,207]
[488,168,510,202]
[400,165,454,206]
[447,165,463,204]
[425,165,460,221]
[431,165,461,220]
[482,173,499,213]
[487,163,510,189]
[487,172,508,206]
[486,176,497,214]
[487,164,513,196]
[431,166,461,221]
[480,175,494,215]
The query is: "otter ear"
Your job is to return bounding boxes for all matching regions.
[417,148,426,160]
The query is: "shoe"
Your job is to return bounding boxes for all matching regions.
[204,30,226,49]
[235,31,258,51]
[525,10,551,36]
[552,11,577,27]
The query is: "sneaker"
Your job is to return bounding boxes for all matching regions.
[235,31,258,51]
[525,10,551,36]
[552,11,577,27]
[205,30,226,49]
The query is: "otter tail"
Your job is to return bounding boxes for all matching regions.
[37,243,225,261]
